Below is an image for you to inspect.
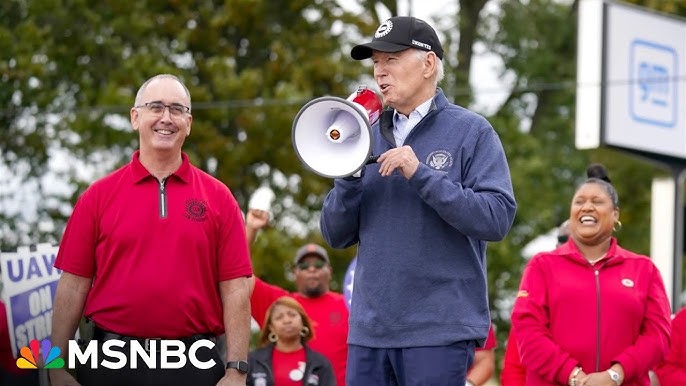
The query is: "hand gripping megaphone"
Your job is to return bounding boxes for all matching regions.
[292,86,382,178]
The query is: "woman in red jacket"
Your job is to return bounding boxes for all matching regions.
[511,164,671,386]
[654,306,686,384]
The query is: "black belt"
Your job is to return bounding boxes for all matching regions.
[92,326,217,352]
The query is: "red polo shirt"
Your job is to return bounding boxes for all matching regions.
[55,151,252,338]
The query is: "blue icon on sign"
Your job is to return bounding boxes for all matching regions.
[629,39,678,128]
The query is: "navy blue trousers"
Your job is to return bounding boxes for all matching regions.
[347,341,475,386]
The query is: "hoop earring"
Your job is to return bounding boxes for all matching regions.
[613,220,623,232]
[268,332,278,343]
[300,326,310,337]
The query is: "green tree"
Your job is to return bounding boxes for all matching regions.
[0,0,373,287]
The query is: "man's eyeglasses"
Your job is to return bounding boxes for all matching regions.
[296,260,326,270]
[135,102,190,116]
[557,235,569,244]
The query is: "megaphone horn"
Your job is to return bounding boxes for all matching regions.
[292,86,382,178]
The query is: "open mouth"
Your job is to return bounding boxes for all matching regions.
[579,215,597,224]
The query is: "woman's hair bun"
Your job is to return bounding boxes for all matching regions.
[586,163,611,184]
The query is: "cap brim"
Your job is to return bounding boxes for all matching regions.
[295,253,328,264]
[351,41,411,60]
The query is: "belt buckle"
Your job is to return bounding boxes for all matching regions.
[143,338,160,352]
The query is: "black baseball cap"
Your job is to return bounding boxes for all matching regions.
[351,16,444,60]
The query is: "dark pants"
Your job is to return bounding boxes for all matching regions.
[346,341,475,386]
[76,333,225,386]
[0,367,39,386]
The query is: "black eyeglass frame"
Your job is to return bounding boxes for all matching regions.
[135,101,191,115]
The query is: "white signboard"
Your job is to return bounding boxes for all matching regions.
[1,244,60,358]
[576,0,686,159]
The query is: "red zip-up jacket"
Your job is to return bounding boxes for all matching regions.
[512,237,671,386]
[655,307,686,385]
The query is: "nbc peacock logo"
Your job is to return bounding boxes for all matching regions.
[16,339,65,369]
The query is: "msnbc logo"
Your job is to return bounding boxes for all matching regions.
[16,339,65,369]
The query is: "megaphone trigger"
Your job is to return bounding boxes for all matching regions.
[366,154,380,164]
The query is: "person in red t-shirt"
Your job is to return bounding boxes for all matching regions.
[246,209,348,386]
[466,323,496,386]
[247,296,335,386]
[0,300,39,386]
[49,74,253,386]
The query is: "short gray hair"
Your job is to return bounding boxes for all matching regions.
[134,74,192,111]
[414,49,445,86]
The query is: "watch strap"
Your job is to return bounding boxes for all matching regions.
[607,369,621,385]
[226,360,249,374]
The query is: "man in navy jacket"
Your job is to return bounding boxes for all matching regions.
[320,16,516,386]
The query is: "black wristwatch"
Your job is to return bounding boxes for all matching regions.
[226,360,249,374]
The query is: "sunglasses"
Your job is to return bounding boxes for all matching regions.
[557,235,569,244]
[296,260,327,270]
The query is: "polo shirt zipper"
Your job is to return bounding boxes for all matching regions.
[159,177,167,219]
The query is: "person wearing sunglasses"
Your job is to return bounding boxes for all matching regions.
[246,209,349,386]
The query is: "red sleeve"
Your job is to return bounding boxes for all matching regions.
[476,324,496,351]
[500,327,526,386]
[655,308,686,385]
[0,301,22,375]
[250,277,289,326]
[54,188,98,277]
[218,194,253,280]
[511,257,578,385]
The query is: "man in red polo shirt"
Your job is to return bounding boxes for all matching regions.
[246,209,348,386]
[49,74,252,386]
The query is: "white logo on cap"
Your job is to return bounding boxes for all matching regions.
[375,19,393,38]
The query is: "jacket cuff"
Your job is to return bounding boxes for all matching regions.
[557,361,580,385]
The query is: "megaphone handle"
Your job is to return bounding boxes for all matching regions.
[366,155,380,165]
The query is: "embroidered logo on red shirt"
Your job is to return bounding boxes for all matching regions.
[184,199,208,222]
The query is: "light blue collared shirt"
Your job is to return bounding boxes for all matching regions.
[392,98,433,146]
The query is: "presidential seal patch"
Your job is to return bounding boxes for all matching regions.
[426,150,453,170]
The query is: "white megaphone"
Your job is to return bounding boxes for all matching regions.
[292,86,383,178]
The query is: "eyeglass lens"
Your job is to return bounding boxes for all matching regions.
[145,102,188,116]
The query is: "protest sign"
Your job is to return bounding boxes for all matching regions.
[1,243,60,358]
